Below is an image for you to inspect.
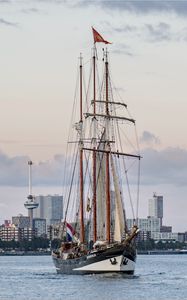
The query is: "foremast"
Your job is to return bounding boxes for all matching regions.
[91,44,111,244]
[79,53,85,244]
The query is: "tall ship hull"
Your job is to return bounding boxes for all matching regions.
[52,243,136,275]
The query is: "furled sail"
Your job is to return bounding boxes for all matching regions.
[96,131,106,240]
[110,155,125,242]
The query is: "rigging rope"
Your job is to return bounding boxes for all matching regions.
[135,124,141,224]
[116,121,136,221]
[62,147,78,238]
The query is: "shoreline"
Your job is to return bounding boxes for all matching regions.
[0,249,187,256]
[138,250,187,255]
[0,251,51,256]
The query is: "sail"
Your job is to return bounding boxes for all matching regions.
[110,155,125,242]
[96,131,106,240]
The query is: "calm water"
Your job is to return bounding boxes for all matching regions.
[0,255,187,300]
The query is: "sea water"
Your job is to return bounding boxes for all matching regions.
[0,254,186,300]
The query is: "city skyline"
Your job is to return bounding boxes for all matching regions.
[0,1,187,231]
[33,194,63,226]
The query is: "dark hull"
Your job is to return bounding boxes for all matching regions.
[52,243,136,275]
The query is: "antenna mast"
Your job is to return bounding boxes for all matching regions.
[24,161,39,229]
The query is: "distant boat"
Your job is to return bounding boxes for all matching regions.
[52,28,141,275]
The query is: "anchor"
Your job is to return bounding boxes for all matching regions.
[122,258,128,265]
[110,257,117,265]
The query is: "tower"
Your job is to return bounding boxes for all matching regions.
[24,161,39,229]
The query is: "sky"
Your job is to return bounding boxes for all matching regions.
[0,0,187,232]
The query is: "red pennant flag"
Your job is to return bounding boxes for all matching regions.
[92,27,112,44]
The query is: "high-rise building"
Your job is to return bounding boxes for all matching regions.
[148,193,163,225]
[33,195,63,226]
[12,215,30,228]
[33,218,46,237]
[127,217,161,234]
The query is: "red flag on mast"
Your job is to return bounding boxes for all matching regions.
[92,27,112,44]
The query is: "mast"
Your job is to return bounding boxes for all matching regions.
[93,47,97,242]
[105,49,111,243]
[79,53,84,244]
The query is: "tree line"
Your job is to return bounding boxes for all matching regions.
[137,239,186,251]
[0,237,50,251]
[0,237,186,252]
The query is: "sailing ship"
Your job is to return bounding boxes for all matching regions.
[52,28,141,275]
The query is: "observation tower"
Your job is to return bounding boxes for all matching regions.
[24,161,39,228]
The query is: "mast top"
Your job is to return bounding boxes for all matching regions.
[102,47,109,64]
[79,52,83,66]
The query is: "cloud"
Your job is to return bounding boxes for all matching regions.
[34,154,66,186]
[37,0,187,18]
[0,152,29,186]
[140,131,160,145]
[0,18,18,27]
[102,20,178,45]
[112,21,181,43]
[90,1,187,16]
[98,1,168,13]
[0,151,65,187]
[113,43,134,56]
[145,22,172,42]
[21,7,40,14]
[1,145,187,188]
[0,150,79,187]
[112,25,137,33]
[3,0,187,17]
[141,147,187,186]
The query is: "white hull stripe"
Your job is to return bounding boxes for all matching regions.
[73,255,135,272]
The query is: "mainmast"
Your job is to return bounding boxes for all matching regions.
[92,47,97,243]
[91,28,112,243]
[79,53,84,244]
[105,50,111,243]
